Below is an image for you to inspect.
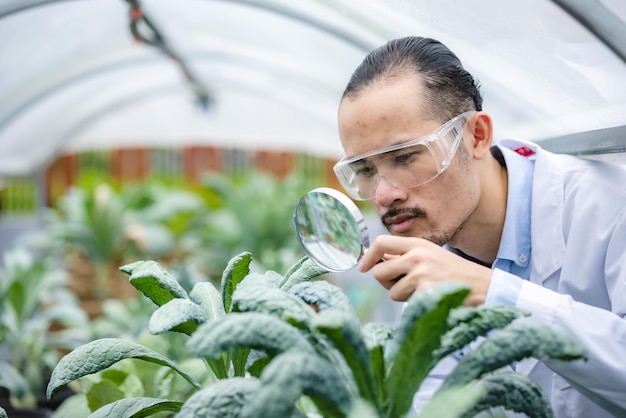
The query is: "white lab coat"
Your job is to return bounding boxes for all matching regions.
[414,140,626,417]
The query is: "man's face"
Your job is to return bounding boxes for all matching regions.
[337,74,481,246]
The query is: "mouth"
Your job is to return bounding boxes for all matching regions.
[382,207,426,234]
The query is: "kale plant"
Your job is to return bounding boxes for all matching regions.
[47,253,585,417]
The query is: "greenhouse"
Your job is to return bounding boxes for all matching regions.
[1,0,625,417]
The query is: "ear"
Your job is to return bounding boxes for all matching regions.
[468,112,493,159]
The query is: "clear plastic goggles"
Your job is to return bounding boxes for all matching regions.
[333,111,476,201]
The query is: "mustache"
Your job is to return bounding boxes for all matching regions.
[381,207,427,226]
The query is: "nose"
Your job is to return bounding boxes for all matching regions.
[372,174,407,207]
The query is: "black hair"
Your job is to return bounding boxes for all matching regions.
[342,36,483,123]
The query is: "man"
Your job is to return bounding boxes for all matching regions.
[334,36,626,417]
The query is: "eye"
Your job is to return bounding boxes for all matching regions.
[355,164,375,177]
[393,150,420,165]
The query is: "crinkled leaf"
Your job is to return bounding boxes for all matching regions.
[232,283,315,325]
[189,282,226,319]
[311,309,377,405]
[187,312,315,359]
[120,260,188,306]
[441,321,586,390]
[385,283,470,418]
[455,372,553,418]
[220,252,252,312]
[278,256,329,290]
[288,280,358,318]
[47,338,201,400]
[148,298,209,335]
[0,406,6,418]
[89,397,183,418]
[176,378,260,418]
[241,351,352,418]
[435,305,528,361]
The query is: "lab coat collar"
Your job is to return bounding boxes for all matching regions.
[498,139,566,284]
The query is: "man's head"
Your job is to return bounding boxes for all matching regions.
[337,36,496,248]
[342,36,482,124]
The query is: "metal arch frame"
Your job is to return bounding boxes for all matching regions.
[2,0,626,157]
[549,0,626,64]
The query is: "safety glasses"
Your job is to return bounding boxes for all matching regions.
[333,111,476,201]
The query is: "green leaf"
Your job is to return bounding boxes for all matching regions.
[187,312,315,359]
[0,406,6,418]
[148,298,208,335]
[361,322,395,408]
[455,372,554,418]
[441,321,586,390]
[176,377,261,418]
[385,283,470,418]
[189,282,226,319]
[241,351,352,418]
[86,380,126,413]
[435,305,527,362]
[220,252,252,312]
[232,283,315,325]
[88,397,183,418]
[0,361,30,399]
[120,261,188,306]
[47,338,201,400]
[418,384,485,418]
[311,310,377,406]
[288,280,358,318]
[278,256,329,290]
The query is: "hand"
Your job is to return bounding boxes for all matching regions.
[359,235,492,306]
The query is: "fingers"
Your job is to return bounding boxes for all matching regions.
[359,235,423,272]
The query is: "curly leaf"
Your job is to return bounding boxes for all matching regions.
[457,372,554,418]
[189,282,226,319]
[385,283,470,418]
[175,378,260,418]
[148,298,209,335]
[187,312,315,359]
[89,397,183,418]
[278,256,329,290]
[120,260,188,306]
[435,305,528,361]
[47,338,201,400]
[311,309,377,405]
[220,252,252,312]
[232,283,315,324]
[441,321,586,390]
[288,280,358,318]
[241,351,352,418]
[0,406,6,418]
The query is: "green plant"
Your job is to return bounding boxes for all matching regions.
[46,253,585,417]
[0,247,89,411]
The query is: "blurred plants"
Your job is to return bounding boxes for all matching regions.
[0,247,89,413]
[40,171,313,309]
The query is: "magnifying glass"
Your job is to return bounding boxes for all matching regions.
[293,187,369,272]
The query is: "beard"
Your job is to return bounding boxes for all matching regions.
[381,206,454,247]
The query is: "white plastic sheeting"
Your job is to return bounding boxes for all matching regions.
[1,0,626,175]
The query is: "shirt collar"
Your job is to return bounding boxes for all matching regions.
[495,144,534,268]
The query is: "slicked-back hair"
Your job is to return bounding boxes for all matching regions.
[342,36,482,123]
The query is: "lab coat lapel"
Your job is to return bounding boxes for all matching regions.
[529,146,566,285]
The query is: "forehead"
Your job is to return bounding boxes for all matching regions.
[338,76,437,158]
